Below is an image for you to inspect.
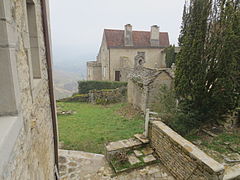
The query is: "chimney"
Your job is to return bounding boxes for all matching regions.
[124,24,133,46]
[150,25,160,47]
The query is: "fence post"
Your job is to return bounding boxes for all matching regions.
[144,108,150,137]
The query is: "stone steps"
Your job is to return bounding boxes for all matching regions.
[105,136,159,174]
[105,137,149,160]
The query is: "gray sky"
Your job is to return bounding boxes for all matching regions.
[49,0,185,68]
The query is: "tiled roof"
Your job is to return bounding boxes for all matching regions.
[104,29,170,48]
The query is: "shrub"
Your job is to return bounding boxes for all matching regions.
[152,85,177,123]
[152,85,201,135]
[78,81,127,94]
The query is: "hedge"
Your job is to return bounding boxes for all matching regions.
[78,80,127,94]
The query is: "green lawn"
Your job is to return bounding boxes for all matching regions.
[57,102,144,154]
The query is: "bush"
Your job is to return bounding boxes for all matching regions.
[78,81,127,94]
[152,85,201,135]
[152,85,177,122]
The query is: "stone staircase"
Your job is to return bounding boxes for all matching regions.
[105,133,158,174]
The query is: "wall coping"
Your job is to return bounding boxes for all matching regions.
[151,121,224,173]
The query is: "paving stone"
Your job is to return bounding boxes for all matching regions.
[128,154,141,165]
[68,168,76,173]
[106,138,142,152]
[142,147,154,155]
[59,164,67,172]
[134,150,143,157]
[134,134,149,144]
[223,164,240,180]
[68,162,77,167]
[59,156,67,163]
[58,149,174,179]
[143,155,156,163]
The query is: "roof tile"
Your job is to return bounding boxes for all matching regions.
[104,29,169,48]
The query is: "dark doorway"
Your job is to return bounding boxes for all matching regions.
[115,71,121,81]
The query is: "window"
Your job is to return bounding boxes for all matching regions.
[27,0,41,79]
[115,71,121,81]
[103,67,106,78]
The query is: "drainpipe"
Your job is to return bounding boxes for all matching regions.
[40,0,59,179]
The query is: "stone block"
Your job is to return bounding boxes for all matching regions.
[143,155,156,163]
[128,154,141,165]
[142,147,154,155]
[133,150,143,157]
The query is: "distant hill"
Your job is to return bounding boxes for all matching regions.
[53,69,82,100]
[53,59,89,100]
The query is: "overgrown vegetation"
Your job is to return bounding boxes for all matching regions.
[57,102,144,154]
[173,0,240,133]
[78,80,127,94]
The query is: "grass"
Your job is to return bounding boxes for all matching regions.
[57,102,144,154]
[186,129,240,154]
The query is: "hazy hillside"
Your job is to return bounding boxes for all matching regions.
[53,63,87,100]
[52,58,90,99]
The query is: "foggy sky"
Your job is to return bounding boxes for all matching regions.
[49,0,185,66]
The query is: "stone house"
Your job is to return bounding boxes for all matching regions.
[87,24,170,82]
[128,57,174,112]
[0,0,58,179]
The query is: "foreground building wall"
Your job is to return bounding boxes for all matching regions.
[0,0,56,179]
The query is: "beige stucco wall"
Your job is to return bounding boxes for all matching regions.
[96,35,167,82]
[108,48,166,81]
[97,34,110,81]
[87,62,102,81]
[1,0,55,179]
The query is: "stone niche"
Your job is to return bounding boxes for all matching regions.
[128,66,174,113]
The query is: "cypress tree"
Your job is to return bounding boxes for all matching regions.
[174,0,240,129]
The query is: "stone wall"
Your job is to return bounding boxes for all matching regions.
[149,121,225,180]
[0,0,55,179]
[89,88,126,105]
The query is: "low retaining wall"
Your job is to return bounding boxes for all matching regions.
[89,88,126,105]
[149,121,225,180]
